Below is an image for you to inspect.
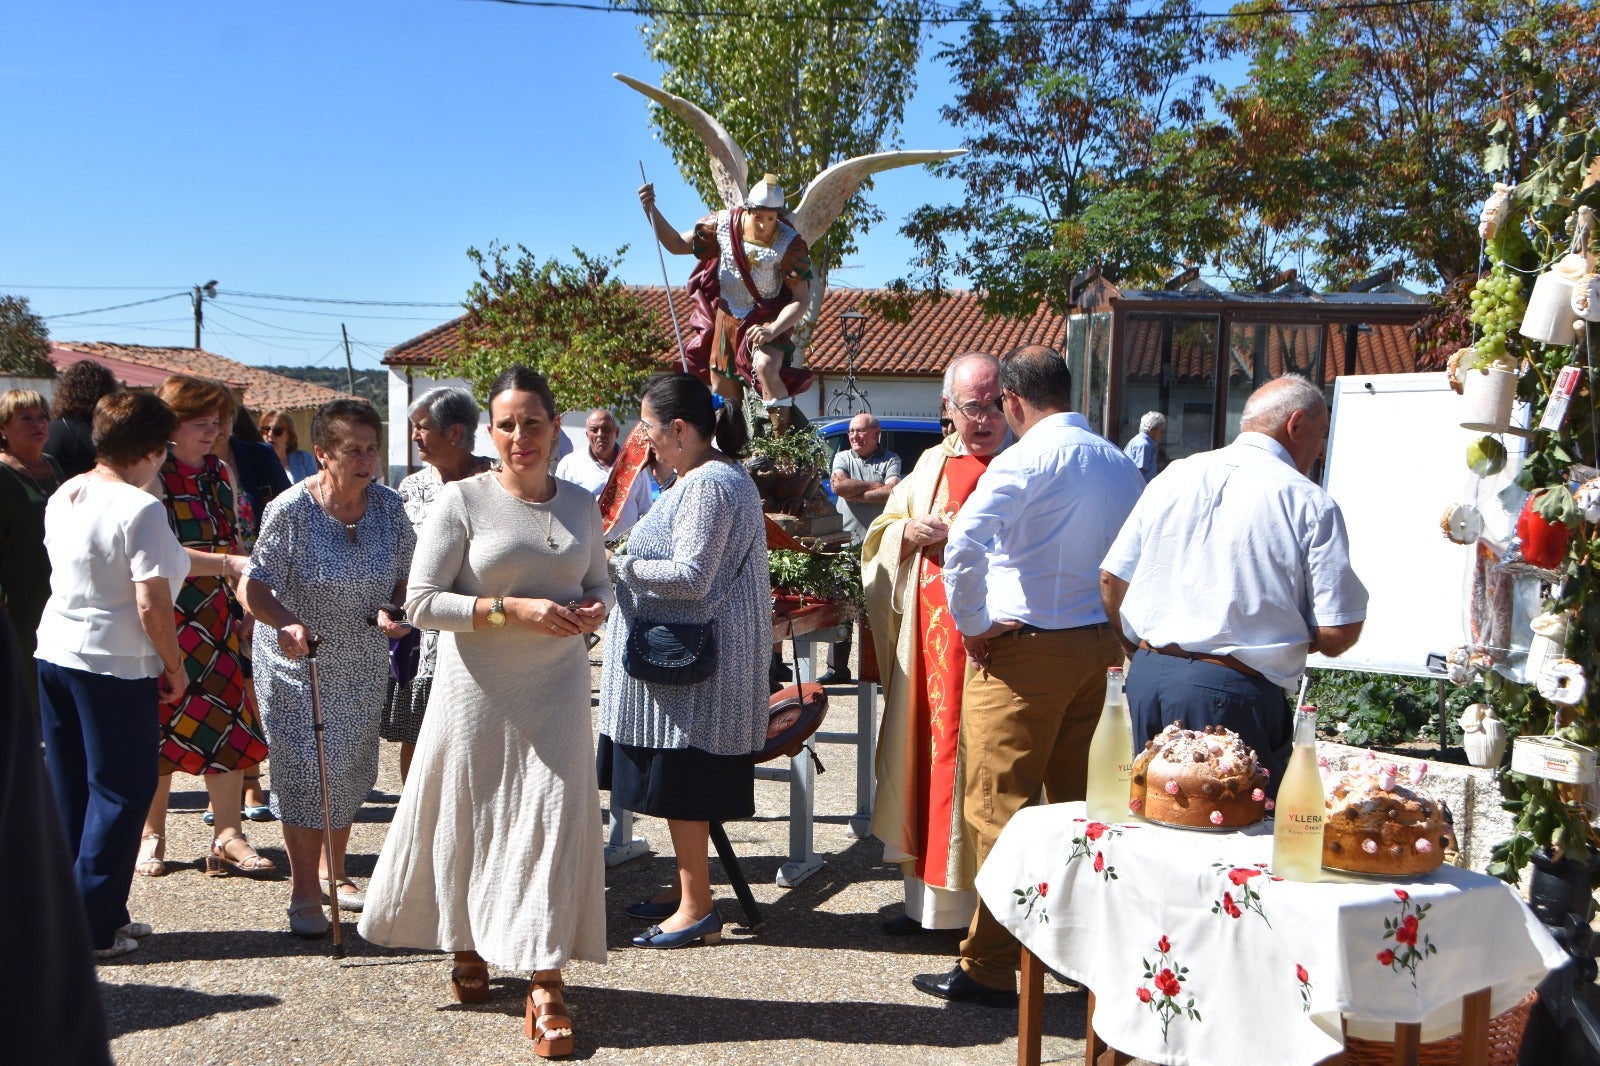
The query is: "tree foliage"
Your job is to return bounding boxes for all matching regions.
[0,295,55,378]
[434,244,666,417]
[895,0,1222,316]
[617,0,925,302]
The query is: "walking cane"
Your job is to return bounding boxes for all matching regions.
[638,161,691,372]
[304,636,345,959]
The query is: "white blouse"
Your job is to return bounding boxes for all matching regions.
[34,475,190,680]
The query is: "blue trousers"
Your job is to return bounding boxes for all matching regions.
[37,661,159,949]
[1125,647,1292,796]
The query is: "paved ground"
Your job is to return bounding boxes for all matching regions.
[100,644,1115,1066]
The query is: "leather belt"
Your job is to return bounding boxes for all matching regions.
[1138,640,1262,679]
[1016,622,1107,636]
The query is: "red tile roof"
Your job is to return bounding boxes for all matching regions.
[50,342,355,412]
[384,287,1424,381]
[48,346,172,389]
[1118,319,1421,384]
[383,289,1069,377]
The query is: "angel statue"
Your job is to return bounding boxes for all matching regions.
[619,73,964,433]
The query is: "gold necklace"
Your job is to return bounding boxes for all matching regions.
[316,477,360,544]
[497,472,558,548]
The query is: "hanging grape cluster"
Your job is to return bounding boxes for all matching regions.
[1467,263,1526,361]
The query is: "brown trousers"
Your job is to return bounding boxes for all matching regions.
[956,623,1122,990]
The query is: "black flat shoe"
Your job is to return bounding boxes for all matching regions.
[911,965,1018,1008]
[817,668,852,685]
[880,913,927,936]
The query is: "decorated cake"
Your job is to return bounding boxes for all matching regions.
[1129,722,1270,829]
[1322,755,1447,877]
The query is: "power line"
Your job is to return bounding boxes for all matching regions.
[1,284,187,292]
[473,0,1456,23]
[43,292,188,319]
[215,288,460,308]
[215,299,452,322]
[207,303,354,338]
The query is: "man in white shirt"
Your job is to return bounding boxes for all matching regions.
[1099,374,1367,792]
[823,412,901,684]
[1124,410,1165,482]
[913,345,1144,1008]
[555,409,651,539]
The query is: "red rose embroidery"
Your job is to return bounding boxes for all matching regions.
[1395,915,1419,946]
[1085,822,1108,841]
[1155,968,1182,997]
[1377,948,1396,966]
[1094,851,1105,873]
[1394,889,1409,902]
[1296,964,1309,984]
[1037,882,1048,897]
[1221,891,1242,919]
[1228,867,1261,886]
[1157,935,1171,953]
[1137,986,1153,1003]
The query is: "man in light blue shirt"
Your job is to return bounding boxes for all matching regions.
[1124,410,1165,482]
[1100,374,1367,791]
[912,345,1143,1008]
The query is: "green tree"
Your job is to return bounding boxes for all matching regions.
[0,295,54,377]
[894,0,1222,317]
[1204,0,1600,289]
[433,244,666,417]
[618,0,925,329]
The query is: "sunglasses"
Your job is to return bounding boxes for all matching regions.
[262,424,287,437]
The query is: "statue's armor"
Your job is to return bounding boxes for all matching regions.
[716,210,798,320]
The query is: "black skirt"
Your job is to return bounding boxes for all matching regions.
[596,734,755,822]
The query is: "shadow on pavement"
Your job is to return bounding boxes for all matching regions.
[100,981,278,1038]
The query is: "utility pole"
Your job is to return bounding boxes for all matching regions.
[192,280,217,348]
[340,323,356,397]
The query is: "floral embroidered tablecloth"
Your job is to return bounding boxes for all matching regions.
[975,802,1567,1066]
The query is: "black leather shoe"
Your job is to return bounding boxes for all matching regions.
[911,965,1018,1008]
[880,913,926,936]
[817,668,853,685]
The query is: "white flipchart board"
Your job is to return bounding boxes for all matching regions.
[1310,373,1526,678]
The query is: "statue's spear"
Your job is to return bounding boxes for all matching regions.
[639,161,690,372]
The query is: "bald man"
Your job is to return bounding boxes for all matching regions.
[1099,374,1368,791]
[824,411,900,684]
[556,408,651,539]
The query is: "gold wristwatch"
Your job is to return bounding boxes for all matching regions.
[487,596,507,629]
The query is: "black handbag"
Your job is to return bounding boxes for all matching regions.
[622,531,758,687]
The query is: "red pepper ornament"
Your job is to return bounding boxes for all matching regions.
[1516,493,1571,569]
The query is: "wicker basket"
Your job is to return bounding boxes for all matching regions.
[1342,990,1537,1066]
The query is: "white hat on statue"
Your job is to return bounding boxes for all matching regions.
[744,173,787,211]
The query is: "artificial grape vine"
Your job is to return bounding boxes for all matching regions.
[1467,259,1526,363]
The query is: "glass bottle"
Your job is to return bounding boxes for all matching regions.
[1272,705,1326,881]
[1085,666,1133,822]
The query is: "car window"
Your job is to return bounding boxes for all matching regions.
[818,422,945,500]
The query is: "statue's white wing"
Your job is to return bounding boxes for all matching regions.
[790,149,967,245]
[614,73,748,211]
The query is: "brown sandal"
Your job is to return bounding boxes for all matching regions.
[525,978,574,1058]
[450,955,489,1004]
[204,831,277,877]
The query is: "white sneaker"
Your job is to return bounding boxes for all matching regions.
[117,921,153,939]
[94,935,140,959]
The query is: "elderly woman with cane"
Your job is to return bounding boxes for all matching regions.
[239,399,414,936]
[360,366,608,1058]
[382,386,492,786]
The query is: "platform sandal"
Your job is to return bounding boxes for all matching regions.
[204,831,277,877]
[525,977,574,1058]
[450,953,489,1004]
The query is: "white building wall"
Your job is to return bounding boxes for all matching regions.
[803,373,942,422]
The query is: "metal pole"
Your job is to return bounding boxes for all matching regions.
[638,162,690,371]
[305,638,345,958]
[193,285,203,349]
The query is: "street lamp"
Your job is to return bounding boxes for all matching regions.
[831,309,871,414]
[192,280,217,349]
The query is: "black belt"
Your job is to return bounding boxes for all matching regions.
[1015,622,1108,636]
[1137,639,1261,678]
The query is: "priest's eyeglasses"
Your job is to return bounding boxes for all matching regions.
[952,398,1004,421]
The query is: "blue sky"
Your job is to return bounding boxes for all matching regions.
[1,2,967,369]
